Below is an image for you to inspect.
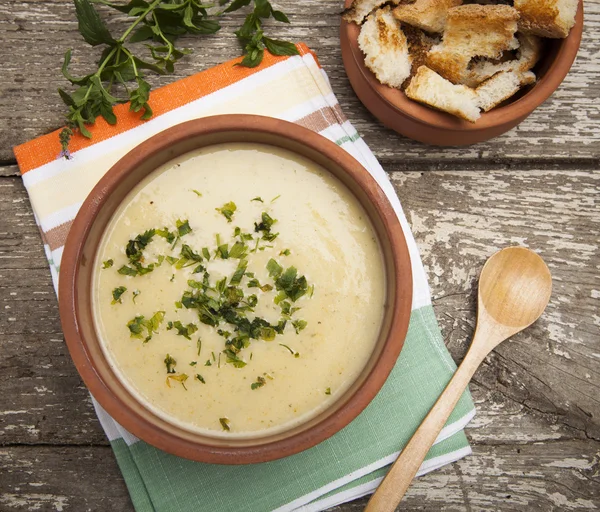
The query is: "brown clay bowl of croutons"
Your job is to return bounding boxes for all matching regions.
[340,0,583,146]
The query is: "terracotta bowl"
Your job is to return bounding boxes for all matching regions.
[340,0,584,145]
[58,114,413,464]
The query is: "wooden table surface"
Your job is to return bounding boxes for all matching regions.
[1,1,599,510]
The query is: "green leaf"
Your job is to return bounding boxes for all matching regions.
[74,0,116,46]
[266,258,283,278]
[195,374,206,384]
[254,0,272,18]
[129,24,155,43]
[215,201,237,222]
[164,353,177,373]
[58,88,76,107]
[263,37,299,57]
[271,10,290,23]
[224,0,251,12]
[111,286,127,304]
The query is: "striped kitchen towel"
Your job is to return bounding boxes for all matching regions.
[14,44,476,512]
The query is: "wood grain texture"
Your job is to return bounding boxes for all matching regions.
[1,0,600,509]
[1,167,599,510]
[0,0,599,163]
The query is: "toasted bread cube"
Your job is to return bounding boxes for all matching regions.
[465,32,543,87]
[401,25,439,88]
[405,66,481,122]
[426,4,519,83]
[358,7,412,88]
[393,0,462,34]
[515,0,578,38]
[343,0,403,25]
[475,70,536,111]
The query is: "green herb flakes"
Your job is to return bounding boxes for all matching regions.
[192,190,202,197]
[219,417,230,431]
[176,219,192,237]
[195,374,206,384]
[280,249,291,256]
[190,361,197,367]
[279,344,299,358]
[216,201,237,223]
[292,319,307,333]
[325,388,331,395]
[111,286,127,304]
[166,373,188,390]
[167,320,198,340]
[164,354,177,374]
[132,290,140,303]
[251,376,266,390]
[266,258,283,278]
[102,259,114,269]
[251,197,264,203]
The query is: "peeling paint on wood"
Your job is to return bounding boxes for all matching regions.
[1,0,600,509]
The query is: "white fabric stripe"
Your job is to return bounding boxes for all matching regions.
[38,202,82,234]
[297,446,473,512]
[92,400,122,442]
[272,409,476,512]
[50,246,64,271]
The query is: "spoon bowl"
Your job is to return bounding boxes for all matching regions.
[479,246,552,330]
[365,247,552,512]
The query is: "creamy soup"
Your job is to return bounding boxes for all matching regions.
[93,143,385,438]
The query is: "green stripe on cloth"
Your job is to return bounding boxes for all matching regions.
[114,305,474,512]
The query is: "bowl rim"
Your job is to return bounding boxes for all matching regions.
[58,114,414,464]
[340,0,584,132]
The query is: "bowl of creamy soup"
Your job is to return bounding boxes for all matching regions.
[58,114,413,464]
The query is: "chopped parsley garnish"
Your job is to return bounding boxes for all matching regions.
[219,417,230,431]
[216,201,237,223]
[280,249,290,256]
[192,190,202,197]
[229,241,248,259]
[111,286,127,304]
[197,338,202,356]
[126,312,166,343]
[164,354,176,374]
[102,259,114,269]
[176,219,192,237]
[127,316,145,338]
[190,361,197,366]
[247,278,273,292]
[167,320,198,340]
[156,227,176,244]
[205,360,212,366]
[254,212,278,241]
[275,265,308,302]
[195,374,206,384]
[166,373,188,390]
[126,229,155,263]
[266,258,283,278]
[118,265,138,277]
[251,197,263,202]
[223,349,247,368]
[132,290,140,303]
[202,248,211,260]
[251,376,266,390]
[230,259,248,285]
[325,388,331,395]
[279,344,300,358]
[292,319,307,333]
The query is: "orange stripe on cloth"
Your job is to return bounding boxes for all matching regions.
[14,44,317,175]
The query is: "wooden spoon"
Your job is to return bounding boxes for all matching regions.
[365,246,552,512]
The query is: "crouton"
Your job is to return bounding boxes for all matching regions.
[393,0,462,34]
[475,70,536,111]
[405,66,481,122]
[343,0,403,25]
[515,0,578,38]
[358,7,412,88]
[426,4,520,83]
[401,25,439,88]
[465,32,543,86]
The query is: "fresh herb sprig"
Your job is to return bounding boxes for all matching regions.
[59,0,297,155]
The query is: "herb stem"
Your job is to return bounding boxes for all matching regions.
[118,0,162,43]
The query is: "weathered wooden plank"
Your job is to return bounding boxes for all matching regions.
[1,168,599,446]
[1,442,598,511]
[1,0,599,163]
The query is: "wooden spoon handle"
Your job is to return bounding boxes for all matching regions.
[365,348,484,512]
